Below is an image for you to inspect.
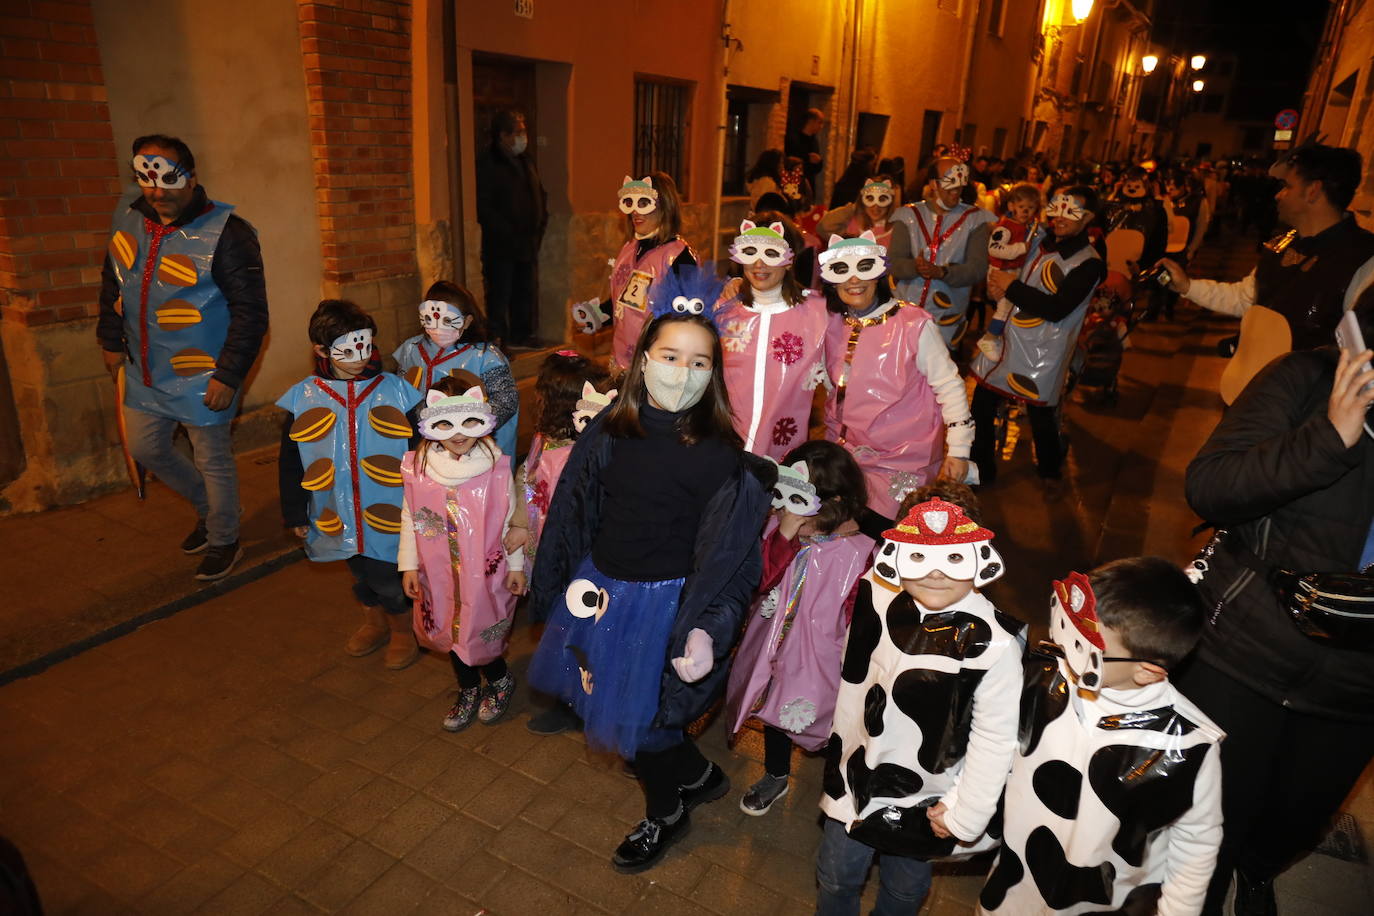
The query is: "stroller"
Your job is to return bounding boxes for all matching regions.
[1071,271,1139,406]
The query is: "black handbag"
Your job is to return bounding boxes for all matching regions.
[1274,570,1374,650]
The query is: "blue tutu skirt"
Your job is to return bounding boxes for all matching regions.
[529,556,686,758]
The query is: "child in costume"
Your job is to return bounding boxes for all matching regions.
[713,214,839,458]
[977,183,1043,361]
[527,278,774,873]
[979,557,1223,915]
[817,176,901,249]
[398,377,524,731]
[819,230,975,519]
[278,299,423,668]
[509,350,615,573]
[818,490,1023,915]
[393,280,519,461]
[724,440,873,816]
[571,172,699,372]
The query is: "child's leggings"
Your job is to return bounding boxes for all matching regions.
[449,652,508,689]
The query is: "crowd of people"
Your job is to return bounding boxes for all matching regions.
[93,125,1374,916]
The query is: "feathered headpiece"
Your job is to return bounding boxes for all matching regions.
[647,262,726,326]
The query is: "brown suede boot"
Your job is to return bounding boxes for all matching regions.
[383,610,419,669]
[345,605,389,657]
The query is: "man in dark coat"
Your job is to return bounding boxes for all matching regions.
[475,109,547,348]
[786,108,826,201]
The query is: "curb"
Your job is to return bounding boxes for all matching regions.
[0,545,306,686]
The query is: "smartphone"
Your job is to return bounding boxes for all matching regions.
[1335,309,1374,394]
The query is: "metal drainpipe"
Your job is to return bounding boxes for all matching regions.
[953,0,983,150]
[845,0,862,161]
[711,0,735,263]
[443,0,464,284]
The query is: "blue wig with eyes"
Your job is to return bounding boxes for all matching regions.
[647,261,727,327]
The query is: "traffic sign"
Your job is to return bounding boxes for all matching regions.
[1275,109,1298,130]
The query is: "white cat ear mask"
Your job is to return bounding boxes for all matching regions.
[418,386,496,440]
[770,459,821,516]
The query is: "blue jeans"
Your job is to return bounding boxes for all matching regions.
[124,406,239,546]
[816,817,933,916]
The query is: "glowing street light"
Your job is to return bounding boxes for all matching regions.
[1191,54,1207,70]
[1072,0,1095,21]
[1141,54,1159,74]
[1192,79,1205,92]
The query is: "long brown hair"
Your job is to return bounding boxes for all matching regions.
[780,440,867,535]
[602,313,742,448]
[737,210,808,308]
[853,173,898,228]
[625,170,683,245]
[535,351,610,441]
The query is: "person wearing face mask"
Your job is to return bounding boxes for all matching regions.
[889,157,996,348]
[970,186,1108,497]
[712,214,841,459]
[277,300,422,668]
[570,172,699,372]
[393,280,520,462]
[526,290,774,873]
[817,175,901,249]
[818,231,975,524]
[475,109,547,349]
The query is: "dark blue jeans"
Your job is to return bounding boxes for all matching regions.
[815,817,933,915]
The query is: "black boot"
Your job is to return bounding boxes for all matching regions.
[1232,868,1277,916]
[679,762,730,813]
[612,807,690,873]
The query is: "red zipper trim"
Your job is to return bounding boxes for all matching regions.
[416,341,473,391]
[314,376,384,554]
[139,219,175,386]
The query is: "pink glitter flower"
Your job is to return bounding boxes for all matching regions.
[772,331,804,365]
[530,479,550,514]
[485,549,503,577]
[772,416,799,447]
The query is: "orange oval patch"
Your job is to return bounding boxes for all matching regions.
[315,508,343,535]
[109,231,137,271]
[157,253,197,287]
[169,348,215,377]
[155,299,202,331]
[289,407,337,443]
[301,458,335,492]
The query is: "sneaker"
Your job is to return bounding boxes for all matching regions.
[679,762,730,814]
[739,773,789,816]
[181,520,209,554]
[478,673,516,724]
[526,703,581,736]
[611,810,690,873]
[195,541,243,581]
[442,687,481,732]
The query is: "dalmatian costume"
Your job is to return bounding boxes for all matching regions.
[821,498,1024,858]
[979,573,1224,915]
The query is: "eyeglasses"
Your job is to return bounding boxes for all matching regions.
[1036,640,1164,668]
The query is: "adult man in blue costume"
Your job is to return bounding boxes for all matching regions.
[96,135,269,580]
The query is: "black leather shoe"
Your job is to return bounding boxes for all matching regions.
[679,762,730,813]
[1232,869,1277,916]
[525,703,581,736]
[611,813,690,873]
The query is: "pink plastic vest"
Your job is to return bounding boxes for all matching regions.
[715,292,837,459]
[824,302,945,517]
[401,451,516,665]
[609,236,691,371]
[523,433,573,571]
[725,525,875,751]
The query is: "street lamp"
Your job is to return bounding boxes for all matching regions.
[1072,0,1095,22]
[1141,54,1158,74]
[1190,54,1207,71]
[1192,79,1205,92]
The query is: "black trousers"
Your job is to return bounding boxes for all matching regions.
[969,384,1064,483]
[449,652,508,690]
[763,724,794,778]
[345,555,409,616]
[481,252,537,344]
[634,738,709,819]
[1176,659,1374,914]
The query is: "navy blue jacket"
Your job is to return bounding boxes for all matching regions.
[528,410,775,729]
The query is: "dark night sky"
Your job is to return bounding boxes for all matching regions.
[1150,0,1328,122]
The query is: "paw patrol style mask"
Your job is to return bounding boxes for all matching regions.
[418,299,467,348]
[418,386,496,440]
[819,231,888,284]
[1046,194,1088,221]
[617,176,658,215]
[729,220,795,267]
[860,179,896,208]
[131,154,191,189]
[770,459,822,516]
[873,498,1004,588]
[328,329,374,364]
[572,381,617,433]
[1049,572,1107,693]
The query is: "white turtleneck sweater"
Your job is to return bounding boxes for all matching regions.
[397,441,524,573]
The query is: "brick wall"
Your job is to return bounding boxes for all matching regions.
[297,0,417,288]
[0,0,121,329]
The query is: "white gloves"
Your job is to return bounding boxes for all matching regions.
[571,299,606,335]
[671,628,714,683]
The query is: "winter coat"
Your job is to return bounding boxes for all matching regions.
[527,409,776,729]
[1185,348,1374,721]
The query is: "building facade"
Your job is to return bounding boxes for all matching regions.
[1301,0,1374,228]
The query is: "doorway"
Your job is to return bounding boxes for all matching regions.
[785,82,833,201]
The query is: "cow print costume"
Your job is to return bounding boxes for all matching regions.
[820,499,1024,857]
[978,650,1223,913]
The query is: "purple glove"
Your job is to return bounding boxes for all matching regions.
[671,628,714,683]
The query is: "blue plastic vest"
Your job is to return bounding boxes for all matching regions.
[108,202,236,426]
[892,201,994,347]
[393,335,518,460]
[276,373,422,563]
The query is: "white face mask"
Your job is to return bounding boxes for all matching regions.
[419,299,466,348]
[510,133,528,156]
[642,357,711,412]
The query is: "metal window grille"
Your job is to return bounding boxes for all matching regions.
[634,79,690,194]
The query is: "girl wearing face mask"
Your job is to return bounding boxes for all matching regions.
[526,306,774,874]
[817,175,901,249]
[394,280,520,462]
[818,231,976,523]
[713,213,841,459]
[398,376,525,731]
[570,172,700,372]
